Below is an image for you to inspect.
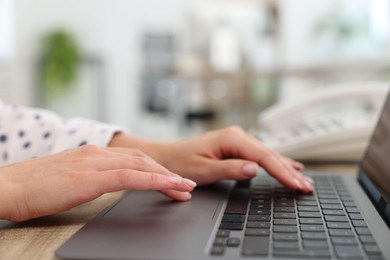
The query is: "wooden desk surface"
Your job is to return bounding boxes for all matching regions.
[0,164,358,260]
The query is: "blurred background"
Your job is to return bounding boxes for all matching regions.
[0,0,390,140]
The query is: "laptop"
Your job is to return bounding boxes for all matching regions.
[56,91,390,260]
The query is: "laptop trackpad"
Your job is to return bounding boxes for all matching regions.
[104,182,231,220]
[56,183,232,260]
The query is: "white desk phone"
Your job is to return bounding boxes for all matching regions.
[254,81,389,162]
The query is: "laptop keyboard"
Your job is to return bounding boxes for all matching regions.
[210,174,384,259]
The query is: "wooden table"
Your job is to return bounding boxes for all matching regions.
[0,164,358,260]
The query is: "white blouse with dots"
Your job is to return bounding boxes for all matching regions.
[0,100,126,166]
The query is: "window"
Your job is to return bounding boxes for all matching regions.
[370,0,390,44]
[0,0,14,63]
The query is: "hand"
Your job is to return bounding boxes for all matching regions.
[0,145,196,222]
[109,126,313,192]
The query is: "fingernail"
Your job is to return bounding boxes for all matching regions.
[183,178,197,188]
[304,176,314,184]
[295,162,305,170]
[168,177,181,184]
[304,180,313,191]
[184,192,192,200]
[242,163,259,176]
[294,178,303,190]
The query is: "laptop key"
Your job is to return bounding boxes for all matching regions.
[321,204,343,210]
[329,229,354,237]
[364,244,382,256]
[242,236,269,256]
[343,201,356,207]
[346,207,359,213]
[274,207,296,213]
[273,233,299,241]
[355,227,371,235]
[273,226,298,233]
[274,213,296,219]
[340,196,354,202]
[324,215,348,222]
[275,201,295,207]
[221,214,245,223]
[301,232,327,240]
[213,238,226,246]
[226,237,240,247]
[245,229,270,236]
[320,199,339,204]
[273,250,331,258]
[252,198,271,204]
[298,206,320,212]
[224,189,250,215]
[300,218,323,224]
[216,230,230,237]
[318,194,338,199]
[247,215,271,222]
[359,235,376,244]
[326,222,351,229]
[348,213,363,220]
[297,201,318,206]
[274,219,297,225]
[303,240,329,249]
[335,245,363,258]
[331,237,358,245]
[273,242,299,250]
[250,203,271,209]
[296,195,317,201]
[300,225,325,232]
[219,222,244,230]
[352,220,367,227]
[299,212,321,218]
[323,210,345,216]
[249,209,271,215]
[210,246,225,255]
[246,222,270,229]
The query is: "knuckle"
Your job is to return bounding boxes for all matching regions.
[129,148,146,157]
[226,125,244,135]
[131,156,150,168]
[114,169,131,184]
[220,126,245,139]
[146,173,159,189]
[260,150,275,162]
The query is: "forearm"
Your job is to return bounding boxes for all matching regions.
[0,166,21,221]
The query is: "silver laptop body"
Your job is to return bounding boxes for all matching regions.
[57,93,390,260]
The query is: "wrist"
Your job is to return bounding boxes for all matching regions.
[0,168,16,221]
[108,133,170,165]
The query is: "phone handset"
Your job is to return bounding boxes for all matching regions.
[258,81,389,132]
[256,81,389,161]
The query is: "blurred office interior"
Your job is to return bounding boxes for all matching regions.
[0,0,390,140]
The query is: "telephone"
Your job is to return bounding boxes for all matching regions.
[253,81,390,162]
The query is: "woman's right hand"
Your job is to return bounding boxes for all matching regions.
[0,145,196,222]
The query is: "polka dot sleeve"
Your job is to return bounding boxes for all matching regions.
[0,100,127,165]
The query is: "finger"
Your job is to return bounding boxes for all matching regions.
[220,135,301,190]
[160,190,192,201]
[201,159,259,183]
[286,158,305,171]
[283,158,313,185]
[86,147,176,177]
[278,155,313,193]
[96,154,175,177]
[94,169,197,194]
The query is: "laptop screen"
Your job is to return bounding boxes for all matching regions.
[359,88,390,225]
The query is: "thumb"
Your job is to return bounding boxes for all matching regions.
[209,159,259,182]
